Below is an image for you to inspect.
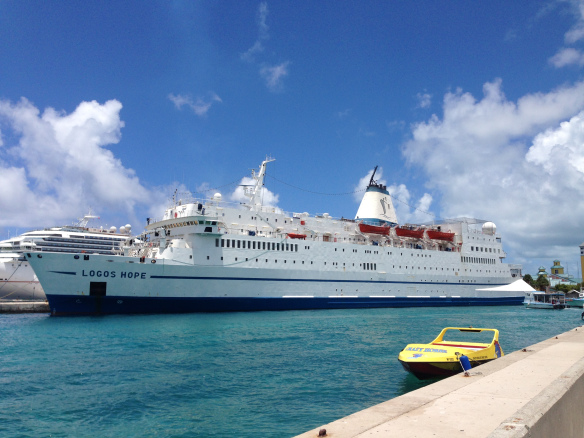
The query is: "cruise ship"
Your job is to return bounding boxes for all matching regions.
[0,212,133,300]
[25,158,523,315]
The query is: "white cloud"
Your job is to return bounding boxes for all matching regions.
[549,0,584,68]
[241,2,269,63]
[0,98,151,228]
[549,47,584,67]
[241,40,265,63]
[337,108,351,119]
[230,176,279,207]
[260,62,290,92]
[241,3,290,92]
[168,93,222,116]
[402,78,584,272]
[416,92,432,109]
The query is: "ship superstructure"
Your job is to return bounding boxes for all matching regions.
[25,158,523,315]
[0,213,132,300]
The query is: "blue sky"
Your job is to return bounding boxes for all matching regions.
[2,1,584,276]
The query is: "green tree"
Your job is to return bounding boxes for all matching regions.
[523,274,535,288]
[535,275,549,291]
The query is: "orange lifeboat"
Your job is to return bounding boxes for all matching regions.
[427,230,455,242]
[358,223,390,235]
[287,233,307,240]
[395,227,424,239]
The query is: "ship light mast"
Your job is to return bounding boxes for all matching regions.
[242,156,275,211]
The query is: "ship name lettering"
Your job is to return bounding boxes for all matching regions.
[82,270,116,278]
[120,271,146,279]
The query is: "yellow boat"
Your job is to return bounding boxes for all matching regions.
[398,327,504,379]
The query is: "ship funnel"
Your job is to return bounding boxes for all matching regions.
[354,166,398,225]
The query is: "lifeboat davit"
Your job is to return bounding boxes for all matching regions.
[287,233,307,240]
[395,227,424,239]
[358,223,390,235]
[427,230,455,242]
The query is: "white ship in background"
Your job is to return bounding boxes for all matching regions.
[0,212,133,301]
[26,158,523,315]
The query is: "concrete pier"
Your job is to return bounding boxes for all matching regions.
[295,327,584,438]
[0,301,50,313]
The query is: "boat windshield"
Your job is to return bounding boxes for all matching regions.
[439,328,495,344]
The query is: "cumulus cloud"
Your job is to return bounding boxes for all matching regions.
[402,78,584,271]
[260,62,290,92]
[0,98,151,228]
[230,176,279,207]
[168,93,222,116]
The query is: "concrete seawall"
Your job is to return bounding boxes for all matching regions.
[295,327,584,438]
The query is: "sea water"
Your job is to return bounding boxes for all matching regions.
[1,306,581,437]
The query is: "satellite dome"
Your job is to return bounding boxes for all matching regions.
[110,226,117,233]
[119,226,126,234]
[482,222,496,236]
[213,192,222,200]
[125,224,132,231]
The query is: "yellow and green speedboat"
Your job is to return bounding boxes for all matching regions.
[398,327,503,380]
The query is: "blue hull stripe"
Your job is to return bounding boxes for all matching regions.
[150,275,508,287]
[45,295,524,316]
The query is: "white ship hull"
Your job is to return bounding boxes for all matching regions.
[26,242,523,315]
[0,256,44,301]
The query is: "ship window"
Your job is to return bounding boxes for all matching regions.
[226,240,230,248]
[295,244,298,252]
[221,257,223,260]
[277,243,280,251]
[232,240,235,248]
[275,260,278,263]
[286,244,289,251]
[235,258,238,261]
[302,261,304,264]
[262,242,265,250]
[253,241,256,249]
[247,241,251,249]
[237,240,241,248]
[207,256,209,260]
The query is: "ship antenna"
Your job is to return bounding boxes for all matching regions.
[367,166,386,191]
[369,166,378,187]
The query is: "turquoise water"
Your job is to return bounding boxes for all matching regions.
[1,306,581,437]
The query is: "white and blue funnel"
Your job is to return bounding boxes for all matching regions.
[355,166,398,225]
